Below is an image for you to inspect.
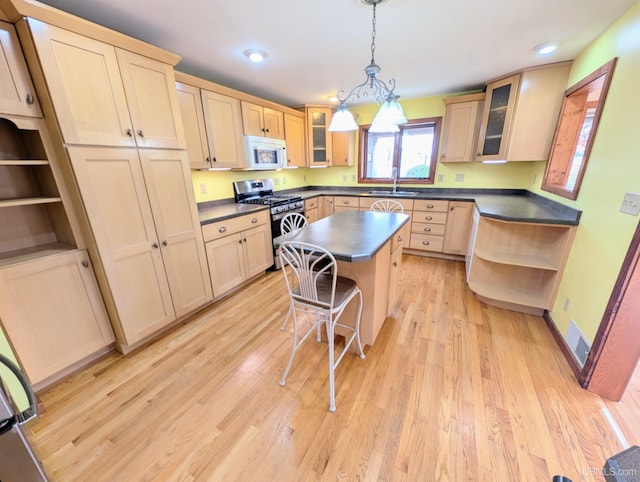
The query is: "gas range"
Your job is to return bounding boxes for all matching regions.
[233,180,304,220]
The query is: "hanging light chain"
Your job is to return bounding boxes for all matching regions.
[370,1,377,65]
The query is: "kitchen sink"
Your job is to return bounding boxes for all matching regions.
[367,190,419,196]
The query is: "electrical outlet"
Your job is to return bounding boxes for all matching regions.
[274,177,280,186]
[342,175,347,182]
[455,173,464,182]
[563,297,570,312]
[282,176,287,185]
[532,173,538,185]
[352,174,356,182]
[199,183,207,194]
[437,174,444,183]
[620,192,640,216]
[304,175,307,182]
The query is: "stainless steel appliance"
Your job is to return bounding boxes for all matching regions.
[233,179,305,269]
[0,353,48,481]
[243,136,287,170]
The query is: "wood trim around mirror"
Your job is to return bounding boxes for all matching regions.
[541,58,617,200]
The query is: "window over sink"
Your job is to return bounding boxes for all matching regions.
[358,117,441,184]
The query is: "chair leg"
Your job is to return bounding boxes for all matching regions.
[326,317,336,413]
[280,304,291,331]
[279,309,298,386]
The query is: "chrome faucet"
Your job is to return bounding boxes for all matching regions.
[392,166,398,193]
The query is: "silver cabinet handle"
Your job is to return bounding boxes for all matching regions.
[422,241,430,246]
[427,204,434,208]
[397,235,403,242]
[219,226,227,233]
[424,227,431,232]
[251,218,258,224]
[81,260,89,268]
[26,93,34,105]
[425,216,433,220]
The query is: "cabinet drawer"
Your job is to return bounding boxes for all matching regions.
[411,222,446,236]
[412,211,447,224]
[409,234,444,252]
[333,196,359,208]
[391,230,405,253]
[202,210,269,242]
[304,197,319,210]
[413,200,449,212]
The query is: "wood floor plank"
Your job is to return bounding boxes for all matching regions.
[22,254,640,481]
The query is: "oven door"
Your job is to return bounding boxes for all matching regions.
[271,207,305,270]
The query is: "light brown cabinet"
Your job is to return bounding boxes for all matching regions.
[26,18,185,149]
[443,201,473,255]
[241,101,284,139]
[409,200,449,252]
[331,131,354,166]
[303,106,333,167]
[440,93,484,163]
[304,198,319,223]
[0,250,114,386]
[333,195,359,213]
[0,20,41,118]
[476,63,571,162]
[283,112,306,168]
[202,210,273,298]
[67,147,212,347]
[466,208,576,313]
[388,231,404,314]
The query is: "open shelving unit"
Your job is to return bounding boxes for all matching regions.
[0,116,77,266]
[467,212,576,314]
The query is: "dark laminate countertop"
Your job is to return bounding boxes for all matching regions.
[273,210,410,262]
[198,188,581,226]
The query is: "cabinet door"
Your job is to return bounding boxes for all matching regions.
[322,196,334,218]
[139,149,213,317]
[331,131,353,166]
[262,107,284,139]
[284,113,306,167]
[443,201,473,255]
[176,82,211,169]
[27,19,135,147]
[0,250,114,384]
[388,242,402,314]
[241,101,265,137]
[67,146,175,345]
[0,21,42,117]
[243,224,274,278]
[306,107,332,167]
[116,49,185,149]
[205,233,246,297]
[201,90,245,168]
[476,74,520,161]
[440,99,482,163]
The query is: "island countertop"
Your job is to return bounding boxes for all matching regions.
[273,210,410,262]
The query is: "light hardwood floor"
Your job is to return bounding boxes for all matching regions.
[25,255,639,481]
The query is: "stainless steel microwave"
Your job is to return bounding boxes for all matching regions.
[243,136,287,170]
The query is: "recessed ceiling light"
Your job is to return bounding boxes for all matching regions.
[244,49,267,63]
[534,42,557,56]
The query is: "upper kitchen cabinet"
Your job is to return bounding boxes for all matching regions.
[303,105,333,167]
[23,18,185,149]
[176,81,210,169]
[440,93,484,163]
[241,101,284,139]
[201,90,246,168]
[476,62,571,162]
[283,112,306,167]
[0,21,42,118]
[332,130,354,167]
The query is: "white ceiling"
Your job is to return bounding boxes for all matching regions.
[37,0,635,107]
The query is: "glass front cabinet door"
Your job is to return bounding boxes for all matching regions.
[305,106,333,167]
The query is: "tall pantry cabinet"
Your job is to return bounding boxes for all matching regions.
[18,18,212,352]
[0,20,114,388]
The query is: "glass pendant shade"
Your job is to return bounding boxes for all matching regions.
[328,103,358,132]
[368,120,400,133]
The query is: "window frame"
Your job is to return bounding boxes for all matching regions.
[357,117,442,185]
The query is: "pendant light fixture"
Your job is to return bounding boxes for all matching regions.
[328,0,406,133]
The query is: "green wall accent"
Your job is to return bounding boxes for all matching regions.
[0,328,28,410]
[529,1,640,342]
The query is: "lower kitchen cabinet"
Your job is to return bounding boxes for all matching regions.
[0,250,114,386]
[304,198,319,223]
[388,231,404,313]
[202,211,273,298]
[409,200,449,252]
[443,201,474,255]
[466,209,576,313]
[67,147,212,349]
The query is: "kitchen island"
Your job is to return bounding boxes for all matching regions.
[274,210,409,346]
